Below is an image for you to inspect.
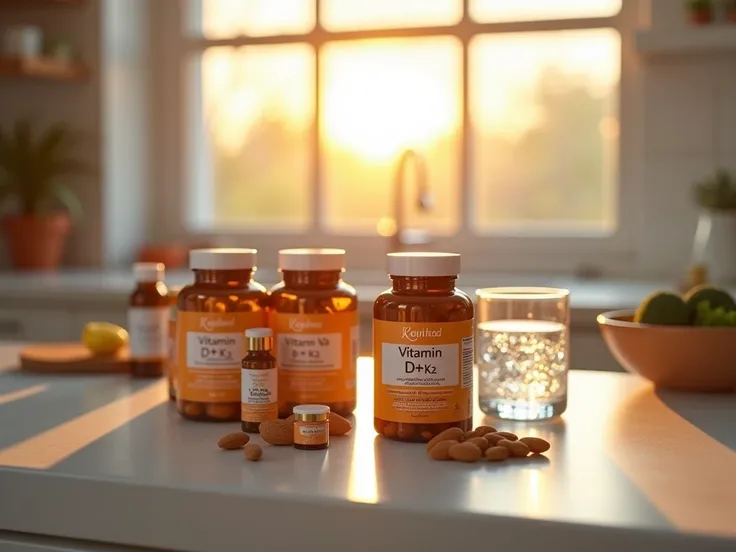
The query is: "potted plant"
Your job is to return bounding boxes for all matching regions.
[686,0,714,24]
[692,169,736,283]
[0,120,86,271]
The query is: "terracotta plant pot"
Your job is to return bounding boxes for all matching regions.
[1,213,72,271]
[689,9,713,24]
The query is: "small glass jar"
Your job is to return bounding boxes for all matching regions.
[293,404,330,450]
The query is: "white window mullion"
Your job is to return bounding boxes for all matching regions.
[185,54,215,230]
[458,0,473,238]
[312,0,324,234]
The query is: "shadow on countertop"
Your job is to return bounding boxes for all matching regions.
[655,388,736,452]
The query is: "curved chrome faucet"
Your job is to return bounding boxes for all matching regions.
[389,149,433,253]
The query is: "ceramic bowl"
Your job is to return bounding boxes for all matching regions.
[597,310,736,392]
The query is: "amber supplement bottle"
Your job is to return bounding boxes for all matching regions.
[241,328,278,433]
[293,404,329,450]
[128,263,169,378]
[167,286,182,401]
[176,249,268,422]
[269,248,358,418]
[373,252,474,442]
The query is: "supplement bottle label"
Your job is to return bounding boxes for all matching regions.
[241,368,278,422]
[177,311,267,403]
[374,319,474,424]
[271,311,358,405]
[294,421,329,446]
[128,307,169,359]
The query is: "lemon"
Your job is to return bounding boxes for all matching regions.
[82,322,129,355]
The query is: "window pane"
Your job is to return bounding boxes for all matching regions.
[470,29,620,232]
[470,0,621,23]
[189,45,314,230]
[321,0,461,31]
[200,0,315,38]
[321,38,461,235]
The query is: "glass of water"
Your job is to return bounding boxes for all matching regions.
[475,287,570,421]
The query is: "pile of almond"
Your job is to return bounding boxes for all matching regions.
[216,412,354,461]
[426,426,550,463]
[217,431,264,462]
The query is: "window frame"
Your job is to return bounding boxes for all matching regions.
[152,0,643,275]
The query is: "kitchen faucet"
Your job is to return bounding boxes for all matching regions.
[388,149,434,253]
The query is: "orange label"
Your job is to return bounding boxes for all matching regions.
[374,319,474,424]
[294,420,329,446]
[177,311,267,403]
[270,311,358,406]
[241,367,278,422]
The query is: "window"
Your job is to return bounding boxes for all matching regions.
[159,0,636,272]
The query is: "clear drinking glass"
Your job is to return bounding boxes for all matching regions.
[476,287,570,421]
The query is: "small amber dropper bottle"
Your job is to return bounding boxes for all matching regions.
[241,328,279,433]
[128,262,169,378]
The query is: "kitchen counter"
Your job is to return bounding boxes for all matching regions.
[0,345,734,552]
[0,268,689,324]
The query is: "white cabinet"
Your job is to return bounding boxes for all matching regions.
[0,307,126,344]
[0,534,159,551]
[0,309,72,342]
[571,331,623,372]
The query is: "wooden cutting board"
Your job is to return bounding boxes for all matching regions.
[19,343,131,374]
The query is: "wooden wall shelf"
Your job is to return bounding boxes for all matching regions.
[0,0,86,7]
[0,58,88,81]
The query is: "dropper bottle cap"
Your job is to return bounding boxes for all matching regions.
[246,327,273,351]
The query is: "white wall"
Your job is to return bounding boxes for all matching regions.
[101,0,150,267]
[639,1,736,277]
[0,1,102,267]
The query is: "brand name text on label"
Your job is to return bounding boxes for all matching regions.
[199,316,236,331]
[289,317,324,332]
[401,327,442,341]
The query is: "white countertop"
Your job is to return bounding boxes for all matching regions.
[0,345,734,551]
[0,269,691,327]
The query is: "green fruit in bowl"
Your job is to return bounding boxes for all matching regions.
[684,285,736,320]
[634,291,690,325]
[694,300,736,327]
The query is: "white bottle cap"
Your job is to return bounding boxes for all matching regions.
[278,248,345,271]
[133,262,164,282]
[387,252,461,277]
[293,404,330,415]
[189,248,257,270]
[245,328,272,338]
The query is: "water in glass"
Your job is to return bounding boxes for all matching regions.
[477,319,567,420]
